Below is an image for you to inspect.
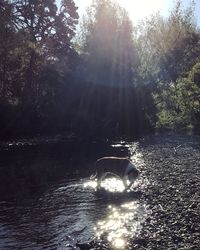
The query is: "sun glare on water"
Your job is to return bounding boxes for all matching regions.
[83,177,125,192]
[100,177,125,192]
[95,202,145,249]
[113,238,125,249]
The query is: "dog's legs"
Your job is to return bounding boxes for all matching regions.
[97,172,107,189]
[123,176,130,190]
[97,172,123,189]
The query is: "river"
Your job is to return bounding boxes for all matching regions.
[0,137,148,249]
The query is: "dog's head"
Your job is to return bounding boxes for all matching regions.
[128,168,139,181]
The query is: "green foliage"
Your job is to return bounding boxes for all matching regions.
[136,0,200,131]
[189,62,200,85]
[136,0,200,84]
[155,63,200,130]
[0,0,79,107]
[0,0,79,138]
[1,0,200,138]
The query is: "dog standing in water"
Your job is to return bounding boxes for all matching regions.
[91,156,139,189]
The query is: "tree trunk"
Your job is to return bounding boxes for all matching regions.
[22,48,36,106]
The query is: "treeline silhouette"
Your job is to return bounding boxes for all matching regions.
[1,0,200,140]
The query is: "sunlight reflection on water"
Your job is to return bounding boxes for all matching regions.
[84,175,148,249]
[100,178,125,192]
[95,201,146,249]
[83,180,98,189]
[83,143,149,249]
[84,177,125,193]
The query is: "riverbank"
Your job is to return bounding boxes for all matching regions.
[0,133,199,249]
[132,134,200,249]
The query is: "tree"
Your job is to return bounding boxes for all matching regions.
[155,62,200,129]
[8,0,79,104]
[0,1,20,100]
[136,0,200,84]
[0,0,79,138]
[78,0,138,86]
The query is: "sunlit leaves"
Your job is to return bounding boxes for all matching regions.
[137,0,200,83]
[155,63,200,129]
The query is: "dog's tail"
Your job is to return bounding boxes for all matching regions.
[90,160,98,180]
[90,171,97,180]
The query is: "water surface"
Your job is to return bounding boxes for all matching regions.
[0,138,147,249]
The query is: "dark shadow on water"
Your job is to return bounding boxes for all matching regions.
[0,138,129,201]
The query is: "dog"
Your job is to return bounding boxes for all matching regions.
[91,156,139,189]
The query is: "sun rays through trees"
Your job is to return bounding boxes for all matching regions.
[0,0,200,139]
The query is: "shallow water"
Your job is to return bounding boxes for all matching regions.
[0,138,147,249]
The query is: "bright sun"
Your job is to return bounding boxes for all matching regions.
[74,0,172,24]
[115,0,171,23]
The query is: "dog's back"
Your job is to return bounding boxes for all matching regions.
[95,157,130,178]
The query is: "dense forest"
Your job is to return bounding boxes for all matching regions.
[1,0,200,140]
